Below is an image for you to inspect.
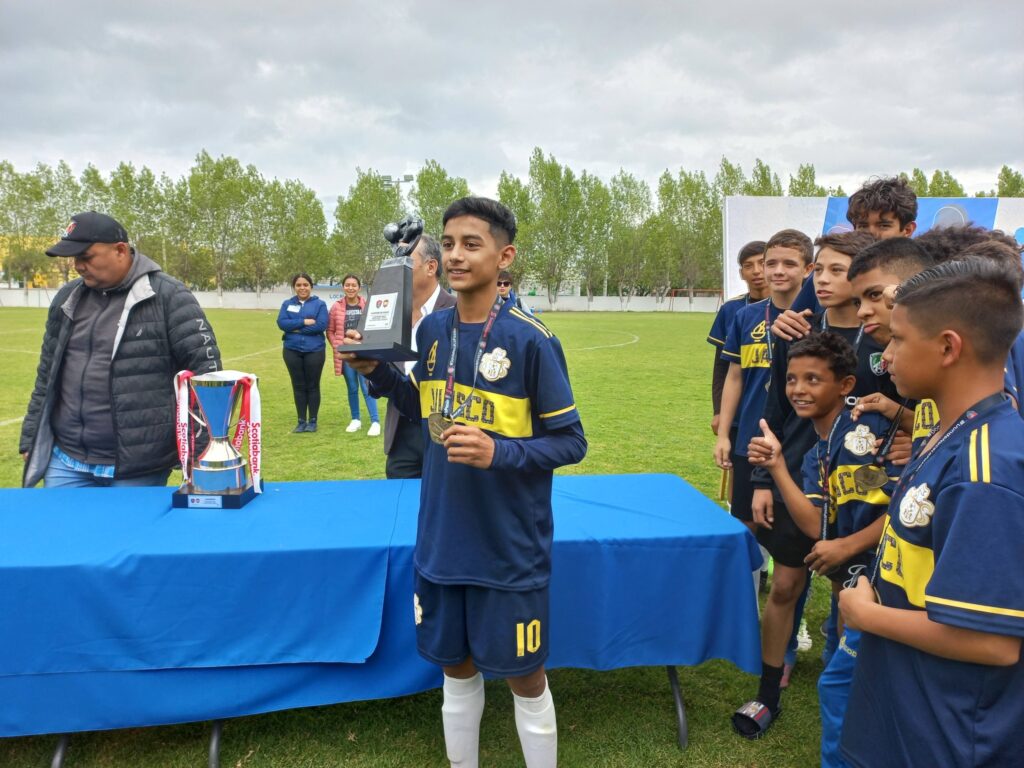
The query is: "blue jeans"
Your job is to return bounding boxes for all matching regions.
[44,453,172,488]
[818,628,860,768]
[343,365,379,423]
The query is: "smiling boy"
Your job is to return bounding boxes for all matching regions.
[343,197,586,768]
[716,230,813,534]
[748,333,894,760]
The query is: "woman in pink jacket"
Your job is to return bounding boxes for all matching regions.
[327,274,381,436]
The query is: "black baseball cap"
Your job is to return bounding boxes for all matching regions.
[46,212,129,257]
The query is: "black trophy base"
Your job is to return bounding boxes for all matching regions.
[338,341,418,363]
[172,480,263,509]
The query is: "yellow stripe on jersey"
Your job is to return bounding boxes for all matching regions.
[409,370,419,390]
[926,595,1024,619]
[539,404,576,420]
[969,425,992,483]
[830,465,893,506]
[740,343,771,369]
[981,423,991,483]
[913,399,939,443]
[877,521,935,608]
[509,308,552,338]
[419,379,532,438]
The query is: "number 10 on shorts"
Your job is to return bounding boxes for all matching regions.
[516,619,542,657]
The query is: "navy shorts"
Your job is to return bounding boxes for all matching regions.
[414,572,549,677]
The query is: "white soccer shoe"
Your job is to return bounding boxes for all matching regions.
[796,620,813,652]
[346,419,361,433]
[367,422,381,437]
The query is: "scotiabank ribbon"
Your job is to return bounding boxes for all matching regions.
[230,376,263,494]
[174,370,196,484]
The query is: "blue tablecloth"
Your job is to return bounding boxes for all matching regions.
[0,474,761,737]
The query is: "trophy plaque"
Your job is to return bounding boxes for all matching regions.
[343,217,423,363]
[172,370,263,509]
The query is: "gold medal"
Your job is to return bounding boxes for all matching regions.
[852,464,889,492]
[427,412,453,445]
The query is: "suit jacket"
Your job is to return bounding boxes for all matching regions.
[383,287,457,454]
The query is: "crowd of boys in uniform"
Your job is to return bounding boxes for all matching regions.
[708,176,1024,766]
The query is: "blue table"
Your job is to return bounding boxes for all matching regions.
[0,474,761,739]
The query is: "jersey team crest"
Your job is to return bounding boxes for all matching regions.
[479,347,511,381]
[869,352,888,376]
[426,341,438,375]
[844,424,876,456]
[899,483,936,528]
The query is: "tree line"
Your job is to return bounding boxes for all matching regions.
[1,151,1021,301]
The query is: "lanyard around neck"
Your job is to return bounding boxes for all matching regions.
[441,296,503,420]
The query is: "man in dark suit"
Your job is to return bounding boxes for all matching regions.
[384,233,457,478]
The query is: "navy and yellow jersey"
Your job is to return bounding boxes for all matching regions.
[751,314,899,497]
[800,410,894,582]
[368,299,586,591]
[721,298,780,456]
[842,399,1024,768]
[707,293,749,349]
[911,398,940,455]
[801,410,895,539]
[1004,330,1024,417]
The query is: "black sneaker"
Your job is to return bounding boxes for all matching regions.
[305,421,318,433]
[293,421,307,433]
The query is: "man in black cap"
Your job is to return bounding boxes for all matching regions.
[19,211,222,488]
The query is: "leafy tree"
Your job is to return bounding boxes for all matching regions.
[787,163,828,197]
[409,160,470,238]
[273,179,331,282]
[0,163,49,286]
[901,168,930,197]
[744,158,783,196]
[576,171,612,302]
[330,169,402,286]
[659,168,721,295]
[496,171,534,285]
[526,148,583,305]
[713,156,746,199]
[79,164,111,212]
[606,170,652,306]
[187,151,250,296]
[928,170,965,197]
[996,166,1024,197]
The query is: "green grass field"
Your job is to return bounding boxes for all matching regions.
[0,307,830,767]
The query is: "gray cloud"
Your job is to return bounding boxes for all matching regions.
[1,0,1021,210]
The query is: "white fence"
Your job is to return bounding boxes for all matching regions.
[0,288,720,314]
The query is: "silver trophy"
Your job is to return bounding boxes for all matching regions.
[173,370,262,509]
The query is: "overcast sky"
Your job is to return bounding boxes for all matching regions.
[2,1,1022,214]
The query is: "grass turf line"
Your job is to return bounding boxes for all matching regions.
[0,307,829,767]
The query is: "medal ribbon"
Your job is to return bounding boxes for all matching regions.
[174,370,195,484]
[441,296,503,420]
[817,410,844,541]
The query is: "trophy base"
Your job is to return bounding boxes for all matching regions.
[172,480,263,510]
[339,341,418,363]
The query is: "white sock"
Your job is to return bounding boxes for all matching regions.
[513,677,557,768]
[442,673,485,768]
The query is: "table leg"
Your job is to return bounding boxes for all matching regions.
[208,720,223,768]
[665,666,688,750]
[50,734,69,768]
